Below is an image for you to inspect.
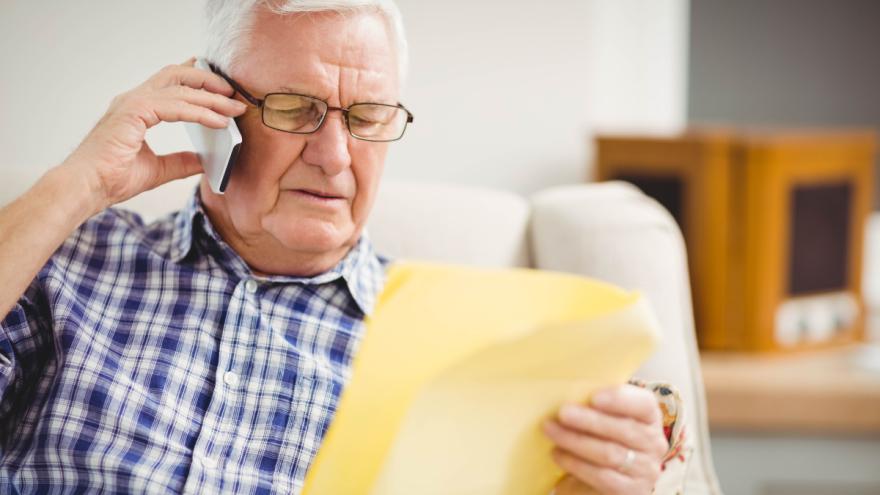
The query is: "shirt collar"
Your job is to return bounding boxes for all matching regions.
[169,188,385,315]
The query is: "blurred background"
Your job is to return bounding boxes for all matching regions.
[1,1,878,494]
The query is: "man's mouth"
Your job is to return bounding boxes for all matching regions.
[290,189,346,202]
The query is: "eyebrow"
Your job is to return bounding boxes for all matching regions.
[274,85,330,101]
[271,87,398,106]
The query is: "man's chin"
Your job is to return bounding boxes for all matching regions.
[267,217,355,256]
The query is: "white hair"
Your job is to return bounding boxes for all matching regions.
[204,0,408,82]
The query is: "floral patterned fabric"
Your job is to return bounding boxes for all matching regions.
[629,378,690,495]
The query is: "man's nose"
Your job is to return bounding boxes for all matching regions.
[301,112,351,176]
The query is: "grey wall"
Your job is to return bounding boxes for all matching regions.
[688,0,880,125]
[711,432,880,495]
[687,0,880,206]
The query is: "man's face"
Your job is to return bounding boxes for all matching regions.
[212,8,400,257]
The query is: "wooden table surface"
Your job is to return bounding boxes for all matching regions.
[700,344,880,433]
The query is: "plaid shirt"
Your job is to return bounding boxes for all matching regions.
[0,189,387,494]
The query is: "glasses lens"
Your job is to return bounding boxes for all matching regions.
[348,104,407,141]
[263,94,326,133]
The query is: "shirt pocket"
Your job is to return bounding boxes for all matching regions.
[290,369,343,456]
[239,374,333,490]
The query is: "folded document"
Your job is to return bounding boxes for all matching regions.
[302,262,660,495]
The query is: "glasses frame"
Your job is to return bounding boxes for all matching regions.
[209,63,414,142]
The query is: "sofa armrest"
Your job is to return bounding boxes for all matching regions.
[530,181,722,494]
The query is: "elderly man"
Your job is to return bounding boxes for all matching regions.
[0,1,674,493]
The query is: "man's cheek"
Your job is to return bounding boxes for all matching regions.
[350,187,377,228]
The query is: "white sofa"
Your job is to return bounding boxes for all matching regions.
[1,175,722,493]
[368,179,722,494]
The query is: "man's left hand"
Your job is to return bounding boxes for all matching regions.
[542,384,669,495]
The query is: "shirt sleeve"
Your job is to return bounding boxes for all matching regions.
[0,278,54,409]
[628,378,692,495]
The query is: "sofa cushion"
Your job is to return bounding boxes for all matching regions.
[368,180,531,268]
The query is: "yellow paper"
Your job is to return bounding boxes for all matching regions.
[302,261,660,495]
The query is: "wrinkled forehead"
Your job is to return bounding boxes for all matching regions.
[240,8,400,104]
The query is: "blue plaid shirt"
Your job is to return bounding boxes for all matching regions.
[0,189,387,494]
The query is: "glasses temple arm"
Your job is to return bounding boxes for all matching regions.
[209,63,263,107]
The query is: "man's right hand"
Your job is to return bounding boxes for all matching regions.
[63,57,247,214]
[0,58,247,322]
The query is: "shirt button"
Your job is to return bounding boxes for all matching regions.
[223,370,240,387]
[201,456,219,469]
[244,279,258,294]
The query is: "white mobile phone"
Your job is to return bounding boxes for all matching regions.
[184,58,242,194]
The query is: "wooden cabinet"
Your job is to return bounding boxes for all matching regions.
[596,130,876,352]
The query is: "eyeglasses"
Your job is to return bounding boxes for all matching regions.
[209,63,414,142]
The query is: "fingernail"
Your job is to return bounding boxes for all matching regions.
[592,391,612,407]
[559,404,582,423]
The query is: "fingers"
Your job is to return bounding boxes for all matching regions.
[543,420,659,480]
[148,99,230,129]
[69,58,241,207]
[154,151,203,186]
[173,64,237,96]
[132,59,245,130]
[162,85,247,118]
[543,388,670,494]
[591,385,661,425]
[556,404,668,457]
[552,448,649,495]
[149,60,236,97]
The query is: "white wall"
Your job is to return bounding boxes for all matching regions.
[0,0,207,212]
[0,0,687,214]
[391,0,688,193]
